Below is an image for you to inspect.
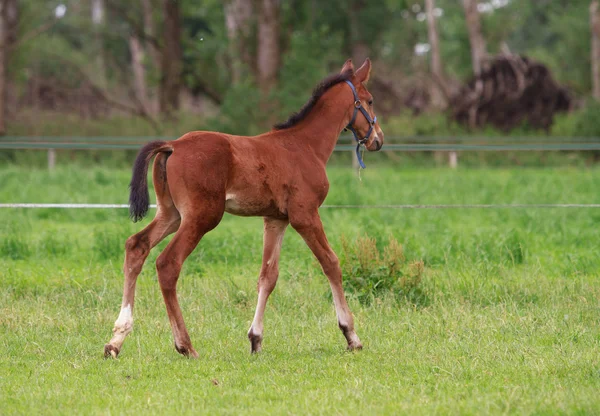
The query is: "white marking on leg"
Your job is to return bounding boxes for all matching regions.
[115,304,133,332]
[249,289,268,338]
[109,304,133,350]
[331,285,362,347]
[331,289,350,327]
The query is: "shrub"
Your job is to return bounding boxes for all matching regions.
[552,101,600,137]
[340,234,428,306]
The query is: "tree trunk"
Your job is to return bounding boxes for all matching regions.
[0,2,5,135]
[591,1,600,100]
[426,0,446,109]
[141,0,161,72]
[159,0,182,115]
[256,0,280,93]
[129,35,149,113]
[462,0,487,77]
[349,0,369,64]
[224,0,254,84]
[91,0,107,87]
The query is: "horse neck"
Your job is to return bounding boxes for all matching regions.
[285,85,351,164]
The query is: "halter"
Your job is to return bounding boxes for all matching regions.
[344,80,377,169]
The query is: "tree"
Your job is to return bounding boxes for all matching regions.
[141,0,161,71]
[257,0,280,93]
[159,0,182,115]
[426,0,446,108]
[224,0,254,84]
[349,0,369,64]
[0,2,6,135]
[0,0,17,135]
[91,0,107,87]
[129,33,149,113]
[462,0,487,77]
[591,1,600,100]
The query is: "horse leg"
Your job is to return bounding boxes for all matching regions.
[291,213,363,350]
[155,208,224,357]
[104,209,180,358]
[248,218,289,353]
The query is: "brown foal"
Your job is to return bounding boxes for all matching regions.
[104,59,384,358]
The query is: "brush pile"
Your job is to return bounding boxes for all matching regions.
[451,54,572,131]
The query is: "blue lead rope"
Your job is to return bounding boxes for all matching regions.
[343,80,377,169]
[355,143,366,169]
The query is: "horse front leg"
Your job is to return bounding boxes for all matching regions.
[291,212,362,350]
[248,217,289,353]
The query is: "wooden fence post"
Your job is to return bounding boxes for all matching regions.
[352,149,359,170]
[449,151,458,168]
[47,149,56,170]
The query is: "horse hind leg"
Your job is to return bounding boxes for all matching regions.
[105,153,180,358]
[155,204,225,358]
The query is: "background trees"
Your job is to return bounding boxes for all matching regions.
[0,0,597,136]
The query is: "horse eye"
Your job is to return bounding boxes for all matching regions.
[368,100,373,106]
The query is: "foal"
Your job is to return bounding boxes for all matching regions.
[104,58,384,358]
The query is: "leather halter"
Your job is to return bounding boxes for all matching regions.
[344,80,377,169]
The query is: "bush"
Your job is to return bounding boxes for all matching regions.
[552,101,600,137]
[340,234,428,306]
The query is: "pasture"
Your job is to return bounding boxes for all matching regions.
[1,164,599,414]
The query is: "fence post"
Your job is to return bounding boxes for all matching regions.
[449,151,458,168]
[48,149,56,170]
[352,149,359,170]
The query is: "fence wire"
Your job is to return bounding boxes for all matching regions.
[1,203,599,209]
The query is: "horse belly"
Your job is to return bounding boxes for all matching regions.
[224,193,284,218]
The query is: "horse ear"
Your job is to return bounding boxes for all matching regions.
[354,58,372,84]
[341,59,354,75]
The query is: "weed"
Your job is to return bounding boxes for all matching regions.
[341,234,428,306]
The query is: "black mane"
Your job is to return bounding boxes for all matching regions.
[273,68,353,130]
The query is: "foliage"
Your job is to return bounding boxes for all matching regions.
[552,101,600,137]
[340,234,427,306]
[210,26,345,134]
[3,0,597,135]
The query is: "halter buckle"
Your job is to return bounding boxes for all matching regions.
[354,100,362,108]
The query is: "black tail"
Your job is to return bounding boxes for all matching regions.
[129,141,173,222]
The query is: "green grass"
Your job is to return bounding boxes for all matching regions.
[1,165,600,414]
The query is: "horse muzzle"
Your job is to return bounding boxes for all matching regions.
[368,131,384,152]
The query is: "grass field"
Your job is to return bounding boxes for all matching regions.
[1,164,600,415]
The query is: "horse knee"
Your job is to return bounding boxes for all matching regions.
[258,270,278,294]
[321,253,340,277]
[127,233,152,254]
[124,235,150,274]
[156,254,181,291]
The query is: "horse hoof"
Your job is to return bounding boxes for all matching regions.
[175,343,199,358]
[248,332,263,354]
[104,344,120,359]
[347,342,363,351]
